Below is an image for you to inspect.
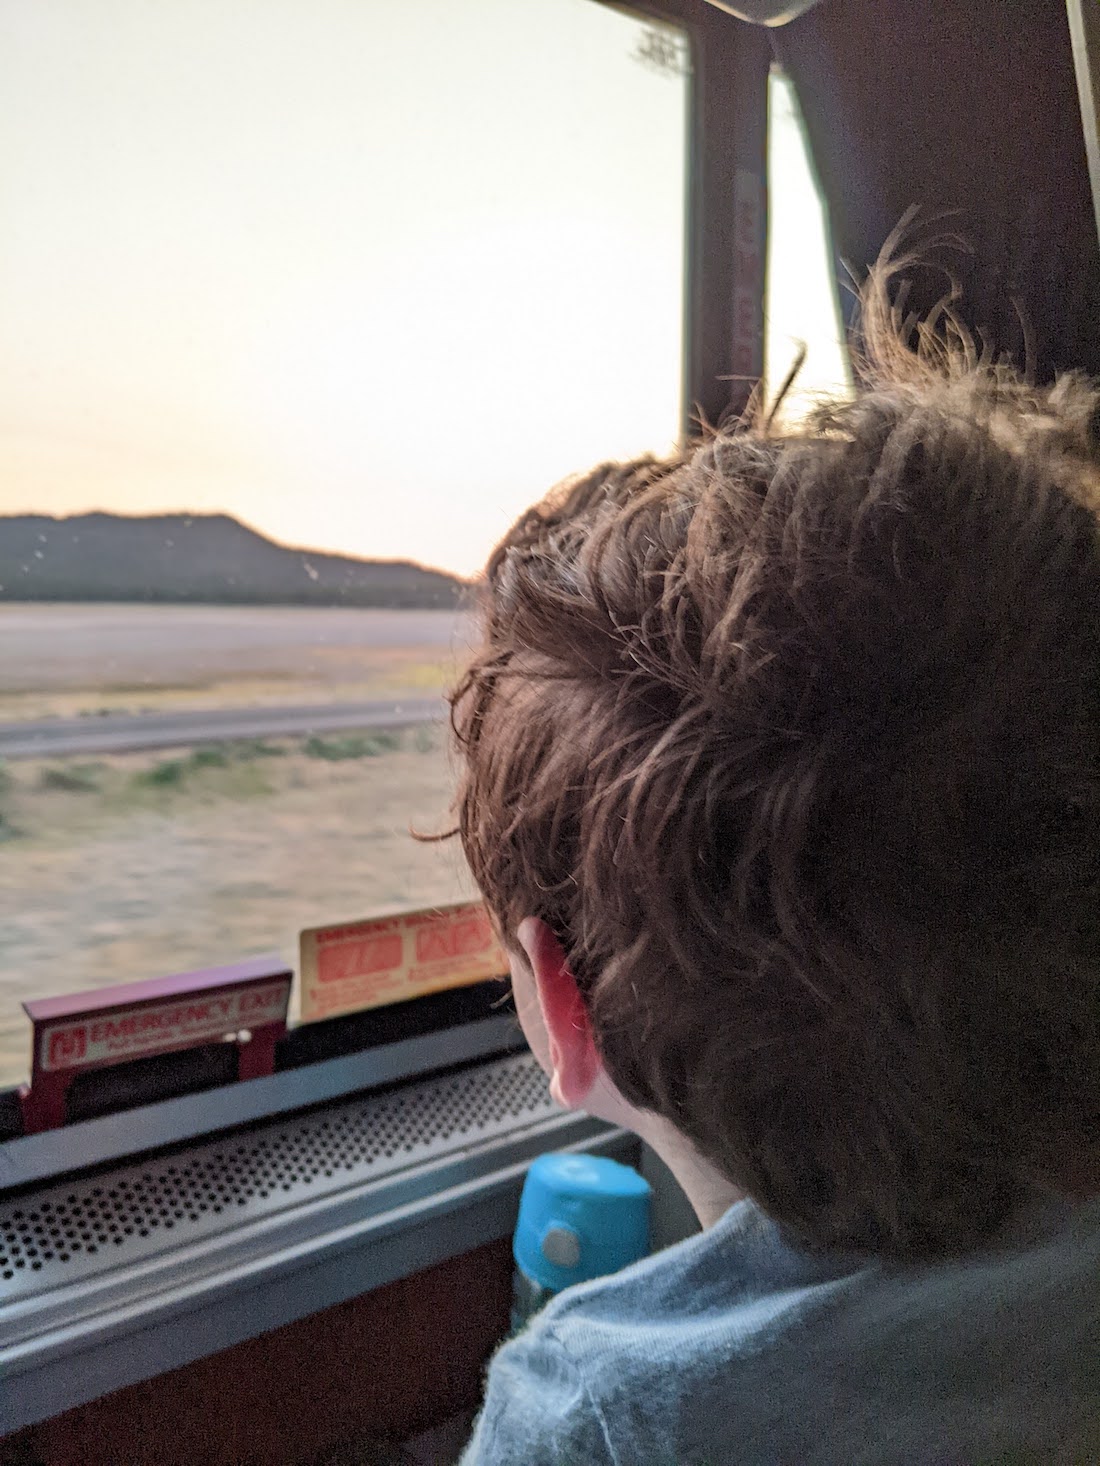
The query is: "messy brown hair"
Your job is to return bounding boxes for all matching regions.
[448,259,1100,1260]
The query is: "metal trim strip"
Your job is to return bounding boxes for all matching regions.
[0,1014,523,1193]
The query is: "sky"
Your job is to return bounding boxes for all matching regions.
[765,72,850,421]
[0,0,845,579]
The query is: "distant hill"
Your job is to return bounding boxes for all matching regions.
[0,512,467,609]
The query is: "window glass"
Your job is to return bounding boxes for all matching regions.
[0,0,687,1085]
[765,67,851,423]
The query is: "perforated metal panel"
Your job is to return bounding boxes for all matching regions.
[0,1051,554,1305]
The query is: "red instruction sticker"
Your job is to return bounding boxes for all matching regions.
[299,901,507,1023]
[38,980,291,1073]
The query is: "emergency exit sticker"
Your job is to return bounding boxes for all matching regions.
[299,901,507,1023]
[38,981,290,1073]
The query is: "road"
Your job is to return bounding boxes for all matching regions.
[0,697,447,760]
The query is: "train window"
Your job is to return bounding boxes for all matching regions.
[765,67,850,422]
[0,0,688,1088]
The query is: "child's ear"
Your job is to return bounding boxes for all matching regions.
[515,917,601,1110]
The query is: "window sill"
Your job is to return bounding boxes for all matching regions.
[1,1013,523,1192]
[1,1048,633,1435]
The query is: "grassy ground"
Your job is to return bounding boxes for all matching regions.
[0,654,456,723]
[0,726,476,1086]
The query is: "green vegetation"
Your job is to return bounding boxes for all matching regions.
[304,731,402,761]
[412,724,440,754]
[39,762,104,793]
[0,761,20,840]
[136,758,188,788]
[0,725,440,846]
[233,738,287,760]
[132,744,279,791]
[133,741,293,789]
[189,747,230,769]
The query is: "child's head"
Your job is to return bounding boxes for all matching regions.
[449,269,1100,1260]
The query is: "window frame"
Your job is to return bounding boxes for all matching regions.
[0,0,771,1178]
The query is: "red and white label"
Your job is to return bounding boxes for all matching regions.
[38,980,291,1073]
[299,901,506,1023]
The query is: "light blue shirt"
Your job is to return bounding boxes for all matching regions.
[460,1194,1100,1465]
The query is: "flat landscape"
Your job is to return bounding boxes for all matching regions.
[0,602,473,718]
[0,605,479,1086]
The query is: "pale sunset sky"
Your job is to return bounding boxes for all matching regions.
[0,0,845,579]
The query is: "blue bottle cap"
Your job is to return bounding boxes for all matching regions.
[513,1152,652,1294]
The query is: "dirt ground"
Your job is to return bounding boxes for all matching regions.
[0,603,472,719]
[0,727,477,1086]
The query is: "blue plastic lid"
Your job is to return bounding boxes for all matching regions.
[513,1152,652,1293]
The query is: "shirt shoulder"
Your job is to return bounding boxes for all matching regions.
[459,1201,832,1466]
[457,1319,617,1466]
[459,1196,1100,1466]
